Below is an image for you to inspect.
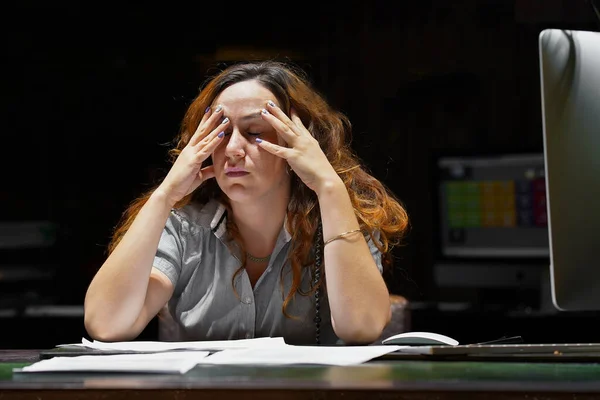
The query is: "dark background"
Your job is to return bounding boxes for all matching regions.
[2,1,599,348]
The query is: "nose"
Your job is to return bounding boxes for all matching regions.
[224,129,247,161]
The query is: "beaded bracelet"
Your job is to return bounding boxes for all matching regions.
[323,229,361,246]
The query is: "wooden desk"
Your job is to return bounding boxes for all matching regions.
[1,349,600,399]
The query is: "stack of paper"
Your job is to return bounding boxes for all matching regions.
[17,351,210,374]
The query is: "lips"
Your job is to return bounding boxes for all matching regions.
[225,171,249,177]
[225,167,249,177]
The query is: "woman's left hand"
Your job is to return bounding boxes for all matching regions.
[257,100,340,193]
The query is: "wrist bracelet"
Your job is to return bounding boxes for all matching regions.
[323,229,361,246]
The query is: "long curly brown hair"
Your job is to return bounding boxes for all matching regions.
[108,60,409,317]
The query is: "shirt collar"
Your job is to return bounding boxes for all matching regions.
[209,200,292,242]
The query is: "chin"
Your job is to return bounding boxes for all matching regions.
[223,188,254,203]
[219,182,260,203]
[216,172,290,204]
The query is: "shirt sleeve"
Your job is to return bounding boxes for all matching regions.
[366,230,384,274]
[153,210,186,286]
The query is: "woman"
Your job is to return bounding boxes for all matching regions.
[84,60,409,345]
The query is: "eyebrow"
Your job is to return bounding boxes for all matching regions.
[237,112,263,122]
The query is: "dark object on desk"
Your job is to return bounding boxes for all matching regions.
[477,335,524,345]
[378,351,600,363]
[38,346,140,360]
[384,342,600,362]
[38,345,219,360]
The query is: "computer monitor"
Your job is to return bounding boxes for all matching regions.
[433,153,550,290]
[539,28,600,311]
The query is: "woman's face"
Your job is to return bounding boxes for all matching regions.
[211,80,290,204]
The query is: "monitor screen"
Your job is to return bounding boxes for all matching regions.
[436,153,550,260]
[539,28,600,312]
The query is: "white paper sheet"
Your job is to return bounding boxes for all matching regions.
[200,344,403,366]
[15,351,210,374]
[59,336,287,352]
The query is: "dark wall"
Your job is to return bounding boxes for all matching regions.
[2,1,598,309]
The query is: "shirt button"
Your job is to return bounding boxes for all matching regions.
[245,332,252,339]
[243,296,253,304]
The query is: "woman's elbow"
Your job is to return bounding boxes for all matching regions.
[84,313,114,342]
[84,313,106,341]
[333,313,389,345]
[84,309,138,342]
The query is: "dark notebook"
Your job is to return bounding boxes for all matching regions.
[378,343,600,362]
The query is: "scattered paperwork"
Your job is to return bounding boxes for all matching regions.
[16,337,404,373]
[200,344,402,366]
[16,351,210,374]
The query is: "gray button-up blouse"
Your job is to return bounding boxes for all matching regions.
[153,199,383,345]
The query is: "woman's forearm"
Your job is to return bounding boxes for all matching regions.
[84,190,174,340]
[317,178,391,344]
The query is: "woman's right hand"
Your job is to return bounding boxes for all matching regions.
[155,105,229,206]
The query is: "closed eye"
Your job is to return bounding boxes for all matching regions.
[222,130,262,137]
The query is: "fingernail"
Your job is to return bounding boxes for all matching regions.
[218,131,224,138]
[204,106,211,113]
[215,105,223,113]
[267,100,276,108]
[261,109,269,115]
[222,117,229,124]
[255,138,263,143]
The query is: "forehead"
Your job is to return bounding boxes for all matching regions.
[215,80,275,111]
